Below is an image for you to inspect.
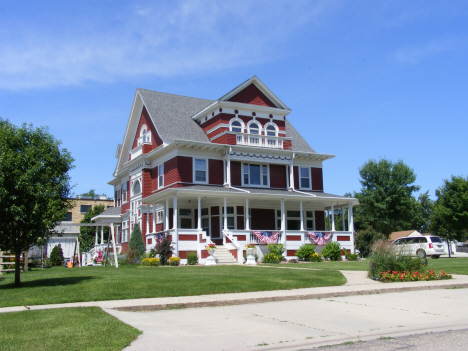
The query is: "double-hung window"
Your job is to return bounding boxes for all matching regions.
[194,158,207,183]
[243,163,268,186]
[222,206,235,229]
[299,167,311,190]
[158,164,164,188]
[156,210,164,223]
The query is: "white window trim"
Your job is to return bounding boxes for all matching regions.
[230,117,244,133]
[242,163,270,187]
[122,182,128,203]
[222,206,236,230]
[158,164,164,189]
[156,210,164,223]
[299,166,312,190]
[132,179,142,196]
[193,158,208,184]
[265,122,278,137]
[247,120,261,135]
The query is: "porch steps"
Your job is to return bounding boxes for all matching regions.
[214,245,239,265]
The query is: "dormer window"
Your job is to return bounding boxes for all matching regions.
[266,124,277,136]
[138,125,151,145]
[231,120,242,133]
[249,122,260,135]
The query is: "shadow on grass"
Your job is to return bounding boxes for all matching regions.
[0,276,96,289]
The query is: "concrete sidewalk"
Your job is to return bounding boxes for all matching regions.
[2,269,468,314]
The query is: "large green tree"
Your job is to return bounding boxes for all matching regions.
[353,158,420,237]
[79,204,109,252]
[431,176,468,244]
[410,191,434,233]
[0,120,74,286]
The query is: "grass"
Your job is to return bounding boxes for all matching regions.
[0,265,346,307]
[0,307,141,351]
[278,257,468,275]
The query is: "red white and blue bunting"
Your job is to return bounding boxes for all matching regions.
[156,232,165,244]
[308,232,332,246]
[253,231,280,244]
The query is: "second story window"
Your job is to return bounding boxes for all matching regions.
[138,125,151,145]
[266,124,277,136]
[158,164,164,188]
[80,205,92,213]
[132,180,141,196]
[230,120,242,133]
[300,167,311,189]
[122,183,127,202]
[243,163,268,186]
[194,159,207,183]
[248,122,260,135]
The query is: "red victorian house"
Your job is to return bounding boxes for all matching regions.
[105,76,358,264]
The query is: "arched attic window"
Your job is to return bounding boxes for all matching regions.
[230,120,243,133]
[265,123,278,137]
[132,180,141,196]
[139,125,151,145]
[248,122,260,135]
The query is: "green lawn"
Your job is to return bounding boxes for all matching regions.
[0,307,141,351]
[268,256,468,274]
[0,265,346,308]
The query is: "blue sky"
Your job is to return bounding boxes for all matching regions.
[1,1,467,200]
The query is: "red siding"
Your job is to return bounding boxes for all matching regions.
[156,223,163,232]
[142,214,148,236]
[234,235,246,241]
[229,249,237,259]
[209,159,224,185]
[142,169,152,198]
[337,236,350,241]
[315,211,325,230]
[283,140,292,150]
[287,250,297,256]
[164,156,192,186]
[286,236,301,241]
[131,106,163,151]
[311,167,324,191]
[228,83,277,108]
[207,127,228,139]
[211,133,236,145]
[231,161,241,186]
[201,250,209,258]
[151,167,158,191]
[236,206,244,215]
[121,202,130,214]
[293,166,299,189]
[179,234,198,241]
[270,164,287,188]
[201,113,233,132]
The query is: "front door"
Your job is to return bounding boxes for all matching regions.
[251,208,276,230]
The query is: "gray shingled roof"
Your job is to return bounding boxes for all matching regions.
[138,89,213,143]
[137,88,315,153]
[99,207,122,216]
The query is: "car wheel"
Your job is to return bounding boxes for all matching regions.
[417,249,426,259]
[431,255,440,259]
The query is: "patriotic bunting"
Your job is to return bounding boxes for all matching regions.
[156,232,165,244]
[253,231,280,244]
[308,232,332,245]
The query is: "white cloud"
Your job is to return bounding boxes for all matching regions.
[394,38,459,64]
[0,1,329,90]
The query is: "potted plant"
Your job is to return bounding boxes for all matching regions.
[205,243,217,266]
[245,243,257,265]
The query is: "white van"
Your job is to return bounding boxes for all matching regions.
[392,234,446,259]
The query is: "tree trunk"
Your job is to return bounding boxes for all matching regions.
[14,248,21,287]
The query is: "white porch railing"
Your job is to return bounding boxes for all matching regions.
[235,133,283,149]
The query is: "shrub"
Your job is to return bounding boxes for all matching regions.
[309,252,323,262]
[142,257,160,266]
[369,240,424,277]
[50,244,64,266]
[169,256,180,266]
[155,235,173,265]
[355,228,386,258]
[186,252,198,265]
[321,241,342,261]
[125,246,140,265]
[267,243,285,261]
[295,244,317,261]
[128,224,145,257]
[344,250,359,261]
[262,252,281,264]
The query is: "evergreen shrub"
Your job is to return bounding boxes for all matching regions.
[295,244,317,261]
[321,241,342,261]
[50,244,64,266]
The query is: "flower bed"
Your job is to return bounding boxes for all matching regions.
[375,269,452,282]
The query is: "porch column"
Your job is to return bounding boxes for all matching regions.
[245,198,250,230]
[223,197,228,231]
[173,195,178,256]
[331,204,336,231]
[173,195,178,230]
[342,208,346,232]
[152,203,156,233]
[288,159,294,190]
[100,225,104,245]
[165,198,169,231]
[223,160,227,186]
[95,227,98,246]
[327,211,331,231]
[285,166,290,189]
[110,223,119,268]
[280,200,285,231]
[146,204,150,234]
[348,203,354,232]
[300,201,304,231]
[197,196,202,230]
[226,153,231,187]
